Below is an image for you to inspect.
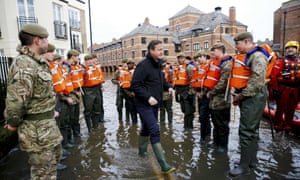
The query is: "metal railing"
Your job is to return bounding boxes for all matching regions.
[0,56,11,122]
[17,16,38,31]
[54,21,68,39]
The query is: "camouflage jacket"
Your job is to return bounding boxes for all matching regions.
[240,51,267,97]
[208,59,232,110]
[4,46,56,127]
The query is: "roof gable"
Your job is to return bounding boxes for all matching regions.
[170,5,204,19]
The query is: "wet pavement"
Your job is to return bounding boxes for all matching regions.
[1,73,300,180]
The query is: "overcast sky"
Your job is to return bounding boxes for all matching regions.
[87,0,286,44]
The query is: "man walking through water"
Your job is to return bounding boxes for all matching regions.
[131,40,176,174]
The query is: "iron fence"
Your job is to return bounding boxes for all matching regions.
[0,56,11,122]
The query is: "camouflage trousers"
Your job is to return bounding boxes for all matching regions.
[28,144,62,180]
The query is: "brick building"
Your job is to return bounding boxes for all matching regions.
[273,0,300,54]
[94,5,247,72]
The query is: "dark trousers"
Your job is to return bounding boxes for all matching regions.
[136,104,160,144]
[70,103,80,136]
[211,108,230,148]
[160,95,173,123]
[198,96,211,140]
[83,86,102,132]
[176,86,195,129]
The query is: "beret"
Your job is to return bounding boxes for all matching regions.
[67,49,80,56]
[211,43,225,50]
[121,59,128,63]
[47,43,56,52]
[234,32,253,41]
[21,23,48,38]
[127,59,135,64]
[53,54,62,61]
[177,52,185,58]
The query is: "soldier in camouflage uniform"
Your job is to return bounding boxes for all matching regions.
[204,43,232,153]
[111,59,129,121]
[4,24,62,179]
[229,32,267,177]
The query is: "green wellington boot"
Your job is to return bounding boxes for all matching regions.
[138,136,149,157]
[152,143,176,174]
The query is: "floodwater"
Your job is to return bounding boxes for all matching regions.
[1,73,300,180]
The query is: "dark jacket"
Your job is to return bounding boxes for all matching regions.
[131,53,171,107]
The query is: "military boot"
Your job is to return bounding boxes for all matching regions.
[160,109,166,123]
[152,143,176,174]
[138,136,149,157]
[118,110,122,121]
[126,110,130,121]
[229,147,251,177]
[131,112,138,124]
[167,112,173,124]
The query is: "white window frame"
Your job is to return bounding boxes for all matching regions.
[17,0,35,17]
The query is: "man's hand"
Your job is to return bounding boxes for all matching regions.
[4,124,17,131]
[168,88,175,97]
[67,97,74,105]
[148,96,158,106]
[54,111,59,118]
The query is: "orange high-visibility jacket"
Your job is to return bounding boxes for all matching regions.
[203,56,232,90]
[95,63,105,84]
[173,64,189,86]
[62,67,74,95]
[191,62,208,88]
[83,65,101,87]
[70,64,84,89]
[49,61,66,93]
[119,69,134,89]
[229,54,251,89]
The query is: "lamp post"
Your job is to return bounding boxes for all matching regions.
[88,0,93,53]
[282,9,287,56]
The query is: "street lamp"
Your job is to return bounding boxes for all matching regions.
[282,9,287,56]
[88,0,93,53]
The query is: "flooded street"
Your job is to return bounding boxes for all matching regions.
[1,73,300,180]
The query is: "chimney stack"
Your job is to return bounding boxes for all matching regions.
[144,17,150,25]
[229,6,236,34]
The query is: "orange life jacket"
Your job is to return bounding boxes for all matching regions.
[49,61,66,93]
[191,62,207,88]
[119,69,134,89]
[230,44,277,89]
[70,64,84,89]
[163,66,171,83]
[83,65,101,87]
[62,67,74,95]
[229,54,252,89]
[203,56,232,90]
[95,63,105,84]
[173,64,189,86]
[247,44,276,79]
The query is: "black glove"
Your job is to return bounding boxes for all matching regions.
[272,89,280,100]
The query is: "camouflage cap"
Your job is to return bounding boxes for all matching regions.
[53,54,62,61]
[84,54,93,61]
[47,43,56,52]
[177,52,185,58]
[127,59,135,64]
[121,59,128,63]
[234,32,253,41]
[21,23,49,38]
[67,49,80,57]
